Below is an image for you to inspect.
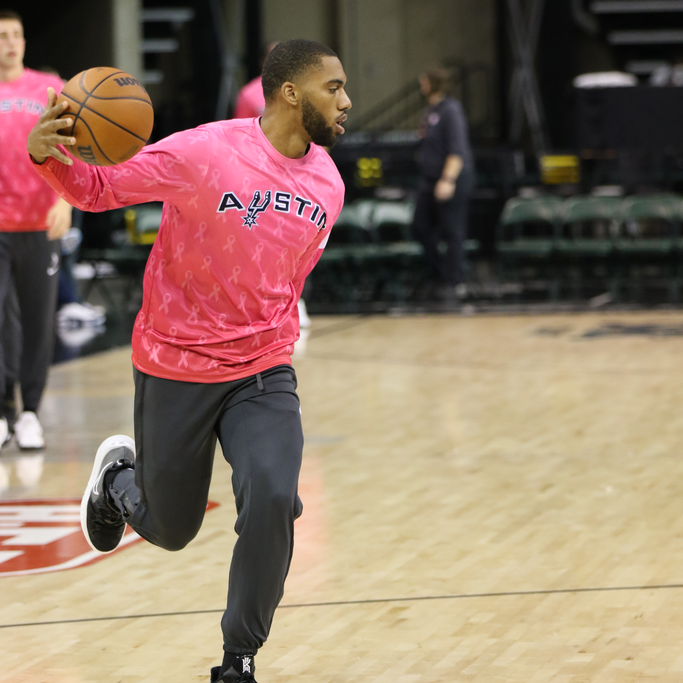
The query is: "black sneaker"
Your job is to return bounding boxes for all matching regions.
[210,654,257,682]
[80,435,135,553]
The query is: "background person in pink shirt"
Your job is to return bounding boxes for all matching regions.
[28,38,351,683]
[233,41,278,119]
[0,10,72,451]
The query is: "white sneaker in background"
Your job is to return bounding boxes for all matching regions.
[14,412,45,450]
[297,298,311,329]
[0,418,7,449]
[57,302,106,328]
[57,325,105,348]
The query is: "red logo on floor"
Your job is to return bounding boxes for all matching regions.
[0,499,219,577]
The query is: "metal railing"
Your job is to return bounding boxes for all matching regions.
[345,61,496,142]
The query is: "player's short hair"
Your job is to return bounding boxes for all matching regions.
[0,10,22,23]
[262,39,337,102]
[423,67,451,95]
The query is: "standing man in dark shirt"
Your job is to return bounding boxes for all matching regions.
[412,67,475,298]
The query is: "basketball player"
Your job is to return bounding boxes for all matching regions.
[27,39,351,683]
[0,9,72,450]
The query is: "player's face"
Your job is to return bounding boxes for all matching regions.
[0,20,25,70]
[300,56,352,148]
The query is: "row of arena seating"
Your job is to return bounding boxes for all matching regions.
[497,193,683,301]
[335,194,683,260]
[498,194,683,257]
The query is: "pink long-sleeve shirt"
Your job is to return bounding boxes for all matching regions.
[33,117,345,382]
[1,68,63,231]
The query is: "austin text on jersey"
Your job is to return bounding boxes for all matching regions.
[217,190,327,231]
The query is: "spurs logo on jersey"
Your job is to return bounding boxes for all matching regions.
[243,190,271,229]
[217,190,328,231]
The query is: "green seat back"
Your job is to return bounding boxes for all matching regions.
[500,196,564,225]
[373,201,415,242]
[332,199,377,244]
[335,199,375,230]
[563,196,623,223]
[622,194,681,221]
[372,200,414,226]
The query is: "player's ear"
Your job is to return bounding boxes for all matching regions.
[281,82,299,108]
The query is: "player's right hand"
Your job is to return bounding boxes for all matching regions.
[26,87,77,166]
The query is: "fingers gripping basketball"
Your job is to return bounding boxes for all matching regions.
[56,67,154,166]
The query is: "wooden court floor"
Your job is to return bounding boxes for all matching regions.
[3,311,683,681]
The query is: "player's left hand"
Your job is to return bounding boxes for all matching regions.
[26,87,76,166]
[46,198,73,241]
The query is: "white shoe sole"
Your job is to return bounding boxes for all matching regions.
[16,439,44,451]
[80,434,136,554]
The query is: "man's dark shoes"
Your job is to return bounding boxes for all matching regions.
[80,435,136,553]
[210,653,256,682]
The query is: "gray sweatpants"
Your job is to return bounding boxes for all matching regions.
[112,364,304,655]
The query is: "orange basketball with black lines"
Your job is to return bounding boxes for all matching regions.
[56,66,154,166]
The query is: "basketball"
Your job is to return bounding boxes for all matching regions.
[55,67,154,166]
